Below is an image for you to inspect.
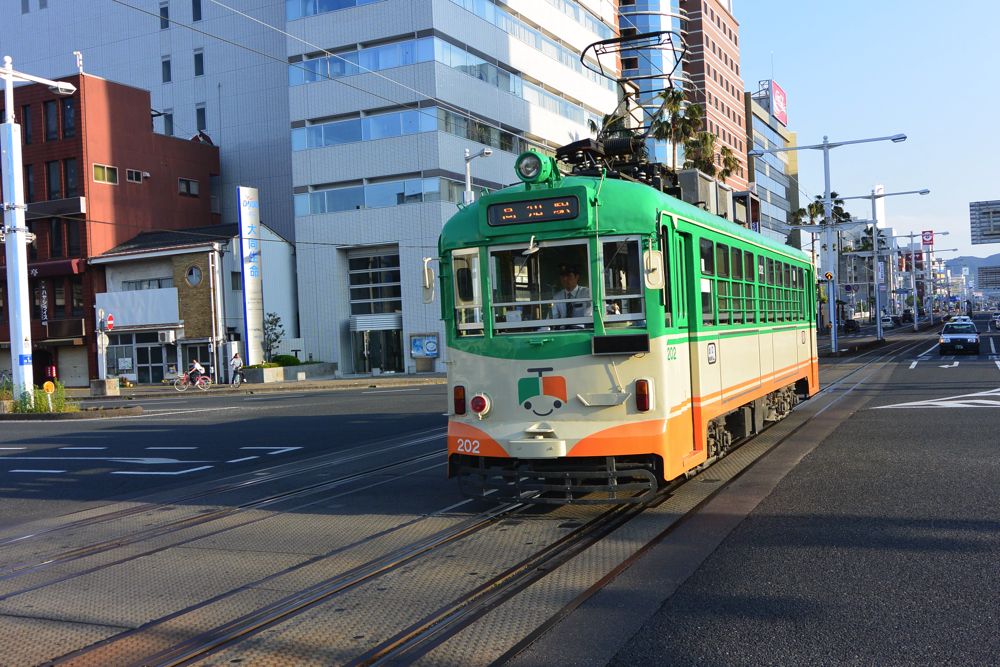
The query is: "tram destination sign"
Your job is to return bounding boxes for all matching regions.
[487,196,579,226]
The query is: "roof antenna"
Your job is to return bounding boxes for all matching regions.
[73,51,84,74]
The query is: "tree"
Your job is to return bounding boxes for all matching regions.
[791,192,851,226]
[682,131,719,175]
[650,89,704,179]
[262,312,284,361]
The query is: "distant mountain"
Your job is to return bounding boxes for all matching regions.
[945,253,1000,273]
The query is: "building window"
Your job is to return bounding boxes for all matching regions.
[195,104,207,131]
[192,0,201,20]
[93,163,119,184]
[50,219,64,258]
[23,164,34,203]
[21,0,28,13]
[126,169,143,183]
[64,158,78,197]
[67,220,81,256]
[231,271,242,290]
[70,276,83,316]
[44,100,58,141]
[178,177,200,196]
[46,160,62,199]
[194,50,204,76]
[61,97,76,138]
[160,2,169,28]
[122,277,174,290]
[162,57,172,83]
[163,111,174,136]
[185,266,203,287]
[21,105,32,144]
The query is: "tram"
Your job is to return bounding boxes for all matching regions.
[434,141,818,503]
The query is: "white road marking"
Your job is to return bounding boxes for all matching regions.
[240,447,302,455]
[244,394,308,401]
[59,447,107,450]
[918,342,940,357]
[874,387,1000,409]
[992,337,997,355]
[996,360,1000,372]
[9,469,65,474]
[0,456,211,464]
[909,361,918,369]
[130,407,242,418]
[112,466,214,476]
[0,447,26,450]
[146,447,197,450]
[226,456,259,463]
[939,362,959,369]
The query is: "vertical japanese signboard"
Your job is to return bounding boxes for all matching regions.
[238,186,265,365]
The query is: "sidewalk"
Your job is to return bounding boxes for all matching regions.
[65,373,447,401]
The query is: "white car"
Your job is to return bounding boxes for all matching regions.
[880,315,894,329]
[939,322,980,355]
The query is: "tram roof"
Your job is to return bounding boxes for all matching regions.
[441,174,812,264]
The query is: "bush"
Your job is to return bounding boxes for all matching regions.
[13,381,79,414]
[271,354,301,366]
[246,362,281,369]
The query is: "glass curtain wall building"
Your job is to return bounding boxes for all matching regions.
[617,0,690,166]
[746,81,800,246]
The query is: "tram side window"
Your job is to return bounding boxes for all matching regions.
[602,238,645,328]
[700,239,716,326]
[452,250,483,336]
[658,225,673,327]
[744,252,756,324]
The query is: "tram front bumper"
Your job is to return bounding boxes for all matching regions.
[507,439,568,459]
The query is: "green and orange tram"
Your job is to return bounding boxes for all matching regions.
[435,141,818,503]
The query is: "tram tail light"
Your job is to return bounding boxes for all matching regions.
[470,394,491,418]
[454,385,467,415]
[635,379,650,412]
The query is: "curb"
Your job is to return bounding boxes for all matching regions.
[0,405,144,420]
[67,376,448,401]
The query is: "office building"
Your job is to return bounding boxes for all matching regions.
[969,200,1000,246]
[745,80,799,245]
[0,73,220,385]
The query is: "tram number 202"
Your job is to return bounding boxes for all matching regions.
[667,346,678,361]
[456,438,481,454]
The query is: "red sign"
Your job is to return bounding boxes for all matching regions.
[770,80,788,126]
[106,314,115,331]
[921,230,934,246]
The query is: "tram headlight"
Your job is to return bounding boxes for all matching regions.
[515,151,551,184]
[470,393,492,419]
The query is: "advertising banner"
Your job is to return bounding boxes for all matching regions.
[770,80,788,126]
[410,334,439,359]
[921,230,934,246]
[238,186,265,365]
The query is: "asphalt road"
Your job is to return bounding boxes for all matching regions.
[601,315,1000,665]
[0,385,448,525]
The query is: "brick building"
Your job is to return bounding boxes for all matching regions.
[0,73,220,386]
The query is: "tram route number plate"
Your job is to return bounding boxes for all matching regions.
[487,196,579,226]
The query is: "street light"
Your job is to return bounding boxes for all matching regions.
[463,147,493,205]
[2,56,77,405]
[840,188,930,340]
[748,132,907,354]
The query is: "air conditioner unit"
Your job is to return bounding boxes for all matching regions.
[157,330,176,344]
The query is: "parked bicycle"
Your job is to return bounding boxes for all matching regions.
[173,372,212,392]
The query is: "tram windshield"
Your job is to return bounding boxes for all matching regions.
[485,237,645,334]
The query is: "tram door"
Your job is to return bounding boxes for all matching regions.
[664,220,699,460]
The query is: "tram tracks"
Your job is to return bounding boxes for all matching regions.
[15,346,925,665]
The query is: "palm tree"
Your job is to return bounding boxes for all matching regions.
[650,89,704,178]
[682,131,719,176]
[717,145,740,184]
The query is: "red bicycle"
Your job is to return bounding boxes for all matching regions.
[173,373,212,392]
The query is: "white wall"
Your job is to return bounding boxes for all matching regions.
[95,289,180,328]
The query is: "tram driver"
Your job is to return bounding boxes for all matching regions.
[550,265,592,322]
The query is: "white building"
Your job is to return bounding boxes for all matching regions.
[92,224,298,384]
[5,0,619,374]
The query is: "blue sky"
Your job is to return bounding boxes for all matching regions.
[736,1,1000,259]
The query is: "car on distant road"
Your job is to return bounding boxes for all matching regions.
[880,315,894,329]
[901,309,914,323]
[842,319,860,333]
[939,321,980,355]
